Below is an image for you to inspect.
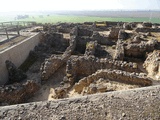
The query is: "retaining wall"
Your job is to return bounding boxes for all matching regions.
[0,33,41,85]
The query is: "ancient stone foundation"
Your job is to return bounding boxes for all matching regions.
[66,56,140,80]
[124,39,158,58]
[143,50,160,79]
[41,36,77,80]
[73,69,152,94]
[0,80,39,105]
[1,21,160,115]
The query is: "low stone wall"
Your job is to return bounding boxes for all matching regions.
[0,33,42,85]
[108,27,121,39]
[135,27,160,32]
[124,39,157,58]
[66,56,140,80]
[73,69,152,93]
[0,85,159,119]
[54,56,141,98]
[0,80,39,105]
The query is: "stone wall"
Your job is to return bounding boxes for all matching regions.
[108,27,121,39]
[73,69,152,93]
[135,28,160,33]
[143,50,160,79]
[66,56,140,81]
[0,33,41,85]
[78,28,93,37]
[54,56,139,98]
[114,40,124,60]
[70,26,93,37]
[0,80,39,105]
[41,36,77,80]
[42,32,68,52]
[91,32,112,45]
[124,39,157,58]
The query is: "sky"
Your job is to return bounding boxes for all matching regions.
[0,0,160,12]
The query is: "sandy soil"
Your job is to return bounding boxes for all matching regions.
[28,65,66,102]
[68,80,140,98]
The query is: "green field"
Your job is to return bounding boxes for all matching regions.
[0,15,160,24]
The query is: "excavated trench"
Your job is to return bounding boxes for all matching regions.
[1,22,160,107]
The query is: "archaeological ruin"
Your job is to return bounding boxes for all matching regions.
[0,21,160,119]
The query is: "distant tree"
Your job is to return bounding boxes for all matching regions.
[17,15,29,19]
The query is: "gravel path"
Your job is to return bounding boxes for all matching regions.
[0,85,160,120]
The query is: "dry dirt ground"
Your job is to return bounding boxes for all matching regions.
[0,85,159,120]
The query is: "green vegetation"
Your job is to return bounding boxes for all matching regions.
[1,14,160,24]
[17,15,160,24]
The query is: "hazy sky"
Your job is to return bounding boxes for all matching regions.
[1,0,160,12]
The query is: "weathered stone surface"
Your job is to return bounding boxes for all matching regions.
[5,60,27,84]
[53,55,140,99]
[73,69,152,94]
[124,39,158,58]
[66,56,140,80]
[52,56,140,98]
[70,26,78,36]
[84,41,107,57]
[135,27,160,32]
[85,41,97,56]
[118,29,128,40]
[40,55,64,80]
[143,50,160,79]
[1,21,160,119]
[0,80,39,105]
[142,22,152,28]
[132,35,142,43]
[42,32,68,51]
[91,31,112,45]
[114,39,124,60]
[123,22,136,30]
[108,27,120,39]
[41,36,77,80]
[70,26,93,37]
